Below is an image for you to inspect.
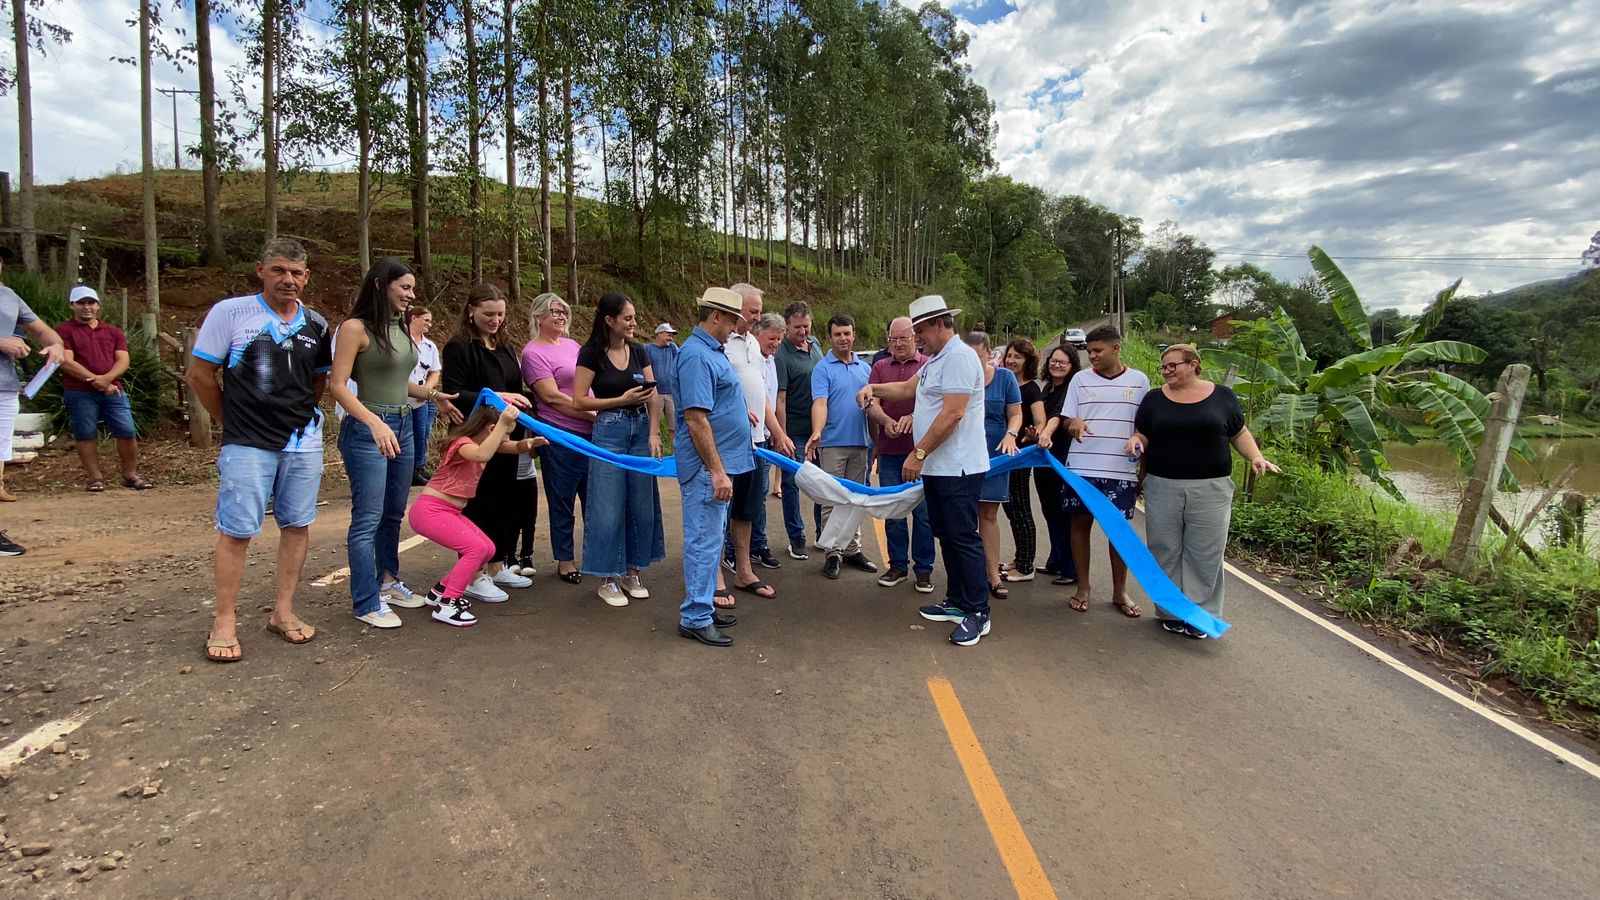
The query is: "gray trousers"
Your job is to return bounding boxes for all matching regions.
[1142,474,1235,618]
[816,445,868,555]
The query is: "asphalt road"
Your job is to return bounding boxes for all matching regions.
[1,476,1597,898]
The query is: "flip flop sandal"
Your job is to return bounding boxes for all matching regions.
[266,619,317,644]
[1111,599,1142,618]
[205,637,242,663]
[733,580,776,599]
[1067,597,1090,612]
[988,582,1009,601]
[713,590,737,609]
[85,480,105,493]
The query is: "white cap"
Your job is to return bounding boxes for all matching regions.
[68,285,101,304]
[655,322,678,334]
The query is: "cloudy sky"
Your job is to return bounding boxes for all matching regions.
[3,0,1596,311]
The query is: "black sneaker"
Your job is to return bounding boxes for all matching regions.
[0,531,23,557]
[914,573,934,593]
[822,554,842,579]
[788,539,809,561]
[843,552,878,574]
[722,550,736,573]
[411,468,430,487]
[877,567,908,587]
[1160,620,1210,640]
[755,548,782,570]
[1051,573,1078,586]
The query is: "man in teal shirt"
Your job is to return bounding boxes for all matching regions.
[773,300,823,559]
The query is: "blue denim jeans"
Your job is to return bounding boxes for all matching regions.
[539,430,590,563]
[679,468,730,629]
[410,402,437,470]
[582,408,666,577]
[779,445,822,544]
[924,473,988,617]
[338,412,414,616]
[878,453,935,575]
[214,445,323,537]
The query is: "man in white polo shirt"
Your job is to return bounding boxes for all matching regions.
[1038,324,1150,618]
[857,295,992,647]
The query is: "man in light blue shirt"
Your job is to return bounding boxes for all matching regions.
[805,314,877,579]
[673,288,752,647]
[645,322,679,439]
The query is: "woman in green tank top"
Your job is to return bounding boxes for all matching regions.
[329,258,427,629]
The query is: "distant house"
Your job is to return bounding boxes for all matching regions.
[1209,309,1243,340]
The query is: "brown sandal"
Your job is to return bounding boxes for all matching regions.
[1067,596,1090,612]
[266,619,317,644]
[1111,598,1142,618]
[121,474,154,490]
[85,480,105,493]
[205,636,242,663]
[713,590,737,609]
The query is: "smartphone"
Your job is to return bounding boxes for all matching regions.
[633,373,656,391]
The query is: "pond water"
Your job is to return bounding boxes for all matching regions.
[1382,438,1600,548]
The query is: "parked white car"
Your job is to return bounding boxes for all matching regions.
[1063,328,1087,347]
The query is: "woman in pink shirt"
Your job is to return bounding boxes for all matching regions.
[520,292,595,583]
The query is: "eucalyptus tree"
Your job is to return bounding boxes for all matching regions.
[4,0,71,273]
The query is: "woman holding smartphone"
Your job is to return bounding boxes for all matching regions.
[572,292,666,607]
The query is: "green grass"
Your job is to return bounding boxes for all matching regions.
[1231,460,1600,734]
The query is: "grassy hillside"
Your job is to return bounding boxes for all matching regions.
[30,170,935,346]
[1474,267,1600,311]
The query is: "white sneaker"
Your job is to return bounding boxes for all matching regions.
[431,597,477,627]
[621,575,649,600]
[380,579,426,608]
[355,600,403,629]
[598,581,630,607]
[517,558,539,577]
[464,573,509,603]
[492,564,533,589]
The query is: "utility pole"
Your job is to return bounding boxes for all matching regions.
[157,87,200,170]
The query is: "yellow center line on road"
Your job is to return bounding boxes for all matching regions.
[926,677,1061,900]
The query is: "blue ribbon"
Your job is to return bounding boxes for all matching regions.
[475,389,1230,638]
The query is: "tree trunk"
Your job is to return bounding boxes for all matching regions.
[536,30,552,293]
[465,0,482,283]
[139,0,159,316]
[562,60,577,300]
[195,0,225,265]
[10,0,37,272]
[502,0,519,301]
[404,0,432,294]
[262,0,278,242]
[355,0,372,273]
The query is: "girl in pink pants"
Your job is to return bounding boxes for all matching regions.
[408,403,547,626]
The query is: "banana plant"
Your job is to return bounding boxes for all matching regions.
[1203,247,1531,496]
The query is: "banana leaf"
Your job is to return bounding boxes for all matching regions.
[1255,392,1319,437]
[1307,345,1407,392]
[1309,247,1372,350]
[1399,340,1486,366]
[1203,347,1298,389]
[1395,279,1461,348]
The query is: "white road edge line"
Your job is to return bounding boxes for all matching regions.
[0,715,91,772]
[1225,559,1600,780]
[313,534,429,586]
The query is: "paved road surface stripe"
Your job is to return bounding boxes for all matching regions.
[1224,559,1600,779]
[927,677,1061,900]
[0,716,91,771]
[312,534,429,586]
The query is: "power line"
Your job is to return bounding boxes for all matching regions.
[1211,246,1582,262]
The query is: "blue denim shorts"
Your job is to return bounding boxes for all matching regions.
[1061,475,1139,520]
[980,469,1011,503]
[63,390,137,440]
[215,444,324,537]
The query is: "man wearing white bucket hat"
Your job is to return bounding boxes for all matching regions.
[673,287,751,647]
[0,245,67,555]
[856,295,993,646]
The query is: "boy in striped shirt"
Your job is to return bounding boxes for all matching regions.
[1039,326,1150,618]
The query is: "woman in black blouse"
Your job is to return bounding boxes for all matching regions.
[572,292,666,608]
[999,338,1043,581]
[440,284,535,601]
[1128,343,1278,638]
[1034,345,1080,585]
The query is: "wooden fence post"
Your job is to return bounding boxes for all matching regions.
[181,327,212,449]
[0,172,11,227]
[1445,364,1531,575]
[64,224,84,285]
[1557,493,1587,551]
[96,258,108,299]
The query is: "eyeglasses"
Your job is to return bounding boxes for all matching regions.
[1159,361,1195,373]
[1048,358,1072,366]
[887,336,913,343]
[549,309,570,318]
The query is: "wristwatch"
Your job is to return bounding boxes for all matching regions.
[1005,429,1018,437]
[913,448,927,461]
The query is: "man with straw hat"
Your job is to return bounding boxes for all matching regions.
[856,295,993,646]
[673,287,751,647]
